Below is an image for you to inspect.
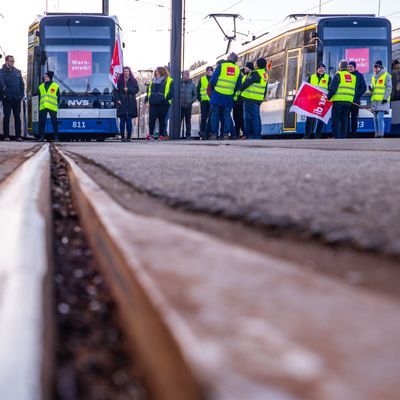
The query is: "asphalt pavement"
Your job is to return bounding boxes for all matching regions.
[62,139,400,255]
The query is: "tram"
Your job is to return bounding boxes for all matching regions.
[391,28,400,134]
[187,14,393,138]
[26,14,121,140]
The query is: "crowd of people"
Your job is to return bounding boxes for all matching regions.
[0,52,399,142]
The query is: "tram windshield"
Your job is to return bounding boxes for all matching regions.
[41,18,115,95]
[319,19,391,89]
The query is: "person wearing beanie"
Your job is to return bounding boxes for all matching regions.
[197,66,214,139]
[209,52,241,140]
[232,62,254,139]
[38,71,60,141]
[327,59,356,139]
[347,61,367,137]
[239,57,268,139]
[305,63,332,139]
[392,59,400,102]
[370,60,392,138]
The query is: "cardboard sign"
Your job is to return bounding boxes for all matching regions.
[345,48,370,74]
[290,82,333,124]
[68,51,92,79]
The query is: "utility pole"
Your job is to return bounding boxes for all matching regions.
[319,0,322,14]
[378,0,381,17]
[169,0,183,140]
[102,0,109,16]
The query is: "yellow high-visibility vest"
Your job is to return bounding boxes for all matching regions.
[331,71,356,103]
[214,62,240,96]
[371,72,391,102]
[234,74,248,101]
[199,76,210,102]
[240,69,269,102]
[39,82,59,112]
[148,76,173,104]
[310,73,330,90]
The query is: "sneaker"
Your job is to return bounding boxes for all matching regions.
[4,137,11,141]
[223,135,230,140]
[158,135,164,141]
[16,137,24,142]
[163,135,170,140]
[210,134,217,140]
[146,135,154,140]
[240,135,247,140]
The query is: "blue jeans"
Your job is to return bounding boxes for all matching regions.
[120,116,133,139]
[243,101,261,139]
[373,111,385,137]
[210,104,232,137]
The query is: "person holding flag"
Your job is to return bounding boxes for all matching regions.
[305,63,331,139]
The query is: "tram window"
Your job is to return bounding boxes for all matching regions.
[267,64,284,100]
[323,27,387,40]
[301,46,316,82]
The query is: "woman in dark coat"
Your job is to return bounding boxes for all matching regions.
[115,66,139,141]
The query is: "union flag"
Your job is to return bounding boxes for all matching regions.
[109,32,123,88]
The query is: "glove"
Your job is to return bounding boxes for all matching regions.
[382,99,388,104]
[368,85,373,92]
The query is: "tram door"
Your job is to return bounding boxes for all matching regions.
[283,49,301,131]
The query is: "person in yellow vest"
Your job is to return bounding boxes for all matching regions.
[196,66,213,139]
[305,63,331,139]
[38,71,60,142]
[370,60,392,138]
[239,58,269,140]
[145,66,174,140]
[327,60,356,139]
[233,62,254,139]
[209,52,242,140]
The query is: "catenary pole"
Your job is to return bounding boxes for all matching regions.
[169,0,183,140]
[102,0,109,16]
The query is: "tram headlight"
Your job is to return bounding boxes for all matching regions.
[100,101,105,108]
[105,101,111,108]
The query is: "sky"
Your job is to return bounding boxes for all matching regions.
[0,0,399,73]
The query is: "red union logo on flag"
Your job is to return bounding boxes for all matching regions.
[290,82,333,124]
[109,33,123,88]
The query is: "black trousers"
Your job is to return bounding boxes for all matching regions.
[332,102,351,139]
[149,104,169,137]
[349,103,360,137]
[39,109,59,140]
[200,101,211,134]
[181,105,192,138]
[233,101,244,138]
[305,117,324,139]
[2,98,22,138]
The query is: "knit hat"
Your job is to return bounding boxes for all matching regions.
[45,70,54,80]
[349,61,357,68]
[206,66,214,72]
[245,61,254,70]
[317,63,326,69]
[256,58,267,69]
[374,60,383,69]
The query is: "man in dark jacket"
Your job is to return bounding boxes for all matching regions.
[197,66,213,139]
[1,55,25,141]
[347,61,367,137]
[180,70,197,139]
[239,58,268,139]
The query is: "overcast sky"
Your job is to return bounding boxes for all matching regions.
[0,0,399,73]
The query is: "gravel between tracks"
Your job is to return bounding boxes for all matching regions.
[51,146,148,400]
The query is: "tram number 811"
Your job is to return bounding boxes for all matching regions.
[72,121,87,129]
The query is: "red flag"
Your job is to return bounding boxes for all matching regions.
[109,33,123,88]
[290,82,333,124]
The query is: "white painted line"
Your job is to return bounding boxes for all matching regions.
[0,145,51,400]
[62,150,400,400]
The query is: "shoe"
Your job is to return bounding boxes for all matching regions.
[186,136,192,140]
[158,136,164,141]
[210,134,217,140]
[223,135,230,140]
[163,135,170,140]
[146,135,154,140]
[54,137,60,142]
[16,137,24,142]
[4,137,11,141]
[240,135,247,140]
[198,132,208,140]
[121,138,126,142]
[126,138,131,142]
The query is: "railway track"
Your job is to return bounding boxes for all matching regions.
[0,142,400,400]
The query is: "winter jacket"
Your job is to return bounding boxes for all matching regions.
[145,77,174,106]
[115,77,139,117]
[370,68,392,112]
[391,64,400,101]
[0,73,5,98]
[180,79,196,108]
[209,61,242,108]
[0,64,24,101]
[351,70,367,104]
